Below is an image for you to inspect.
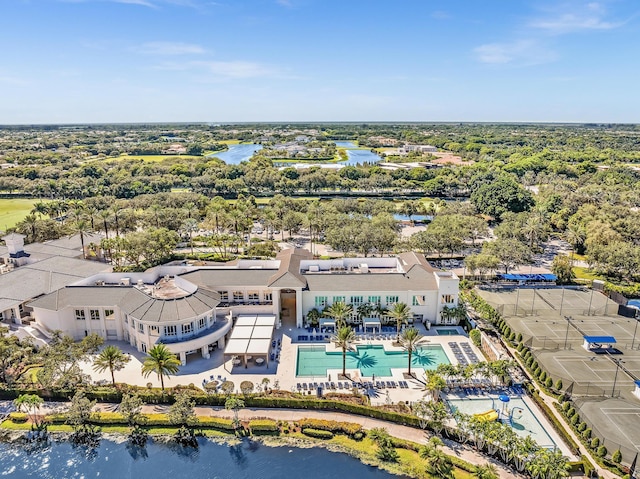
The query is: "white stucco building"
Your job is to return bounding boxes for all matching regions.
[19,246,458,365]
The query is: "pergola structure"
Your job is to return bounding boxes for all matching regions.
[319,317,336,330]
[224,315,276,368]
[363,317,381,333]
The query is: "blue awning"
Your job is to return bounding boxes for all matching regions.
[498,273,557,281]
[635,380,640,388]
[583,336,617,344]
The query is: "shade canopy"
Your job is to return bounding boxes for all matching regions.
[224,315,276,368]
[499,394,510,402]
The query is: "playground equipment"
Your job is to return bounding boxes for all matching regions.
[509,407,524,426]
[474,409,499,422]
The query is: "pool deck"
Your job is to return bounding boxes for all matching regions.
[79,325,482,406]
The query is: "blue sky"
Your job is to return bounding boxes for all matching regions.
[1,0,639,123]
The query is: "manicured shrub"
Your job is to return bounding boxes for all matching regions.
[534,367,542,378]
[555,379,563,391]
[567,408,576,418]
[539,371,547,382]
[247,419,278,433]
[545,377,553,388]
[590,437,600,449]
[302,428,333,439]
[582,428,592,439]
[612,449,622,464]
[571,414,580,426]
[596,445,607,458]
[296,418,363,437]
[516,333,523,342]
[562,402,572,412]
[578,422,587,433]
[8,412,27,423]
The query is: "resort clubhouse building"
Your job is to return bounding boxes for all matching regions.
[2,234,459,365]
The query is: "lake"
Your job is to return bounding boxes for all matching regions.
[0,437,406,479]
[335,141,382,165]
[208,144,263,164]
[208,142,381,166]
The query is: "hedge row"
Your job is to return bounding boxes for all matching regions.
[247,419,279,433]
[295,418,363,437]
[302,428,334,439]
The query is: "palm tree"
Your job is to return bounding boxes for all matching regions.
[325,301,353,329]
[473,463,499,479]
[73,219,91,259]
[332,326,356,378]
[399,327,426,376]
[141,344,180,391]
[388,302,412,341]
[425,370,446,401]
[14,393,44,428]
[93,345,131,386]
[420,437,454,479]
[98,209,111,239]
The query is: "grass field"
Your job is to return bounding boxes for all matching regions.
[102,154,205,163]
[0,198,35,229]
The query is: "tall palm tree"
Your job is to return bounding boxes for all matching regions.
[93,345,131,386]
[325,301,353,329]
[141,344,180,391]
[425,370,446,401]
[388,302,412,341]
[72,219,92,260]
[98,209,111,239]
[332,326,356,378]
[399,327,426,376]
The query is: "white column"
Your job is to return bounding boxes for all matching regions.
[296,289,303,328]
[272,290,281,318]
[201,346,210,359]
[218,336,226,348]
[179,351,187,366]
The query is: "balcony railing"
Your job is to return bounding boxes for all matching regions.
[160,319,230,344]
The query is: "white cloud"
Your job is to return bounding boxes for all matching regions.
[430,10,450,20]
[135,41,206,55]
[529,2,623,34]
[474,40,556,65]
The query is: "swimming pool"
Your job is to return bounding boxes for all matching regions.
[435,328,463,336]
[446,397,556,448]
[296,344,450,377]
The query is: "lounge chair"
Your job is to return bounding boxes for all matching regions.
[302,383,308,390]
[296,383,302,390]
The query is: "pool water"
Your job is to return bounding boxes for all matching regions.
[446,397,556,448]
[296,344,450,377]
[436,328,462,336]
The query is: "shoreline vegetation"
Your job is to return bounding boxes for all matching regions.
[0,413,477,479]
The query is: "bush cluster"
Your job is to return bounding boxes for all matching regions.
[302,428,334,439]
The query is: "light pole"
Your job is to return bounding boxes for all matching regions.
[564,315,573,350]
[631,316,640,350]
[612,358,622,397]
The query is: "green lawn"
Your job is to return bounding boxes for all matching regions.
[0,198,36,229]
[103,154,204,163]
[572,266,602,281]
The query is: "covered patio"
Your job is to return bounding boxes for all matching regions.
[224,315,276,368]
[319,317,336,331]
[362,317,381,333]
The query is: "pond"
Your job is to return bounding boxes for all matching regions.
[208,144,263,164]
[335,141,382,165]
[0,437,407,479]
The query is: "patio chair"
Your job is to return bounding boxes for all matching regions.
[296,383,302,390]
[337,382,343,389]
[331,382,336,389]
[302,383,308,390]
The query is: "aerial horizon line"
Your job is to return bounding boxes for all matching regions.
[0,120,638,127]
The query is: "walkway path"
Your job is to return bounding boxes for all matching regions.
[132,404,523,479]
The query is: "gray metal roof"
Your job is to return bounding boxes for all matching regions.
[180,269,276,288]
[30,285,220,323]
[0,256,111,309]
[304,271,436,292]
